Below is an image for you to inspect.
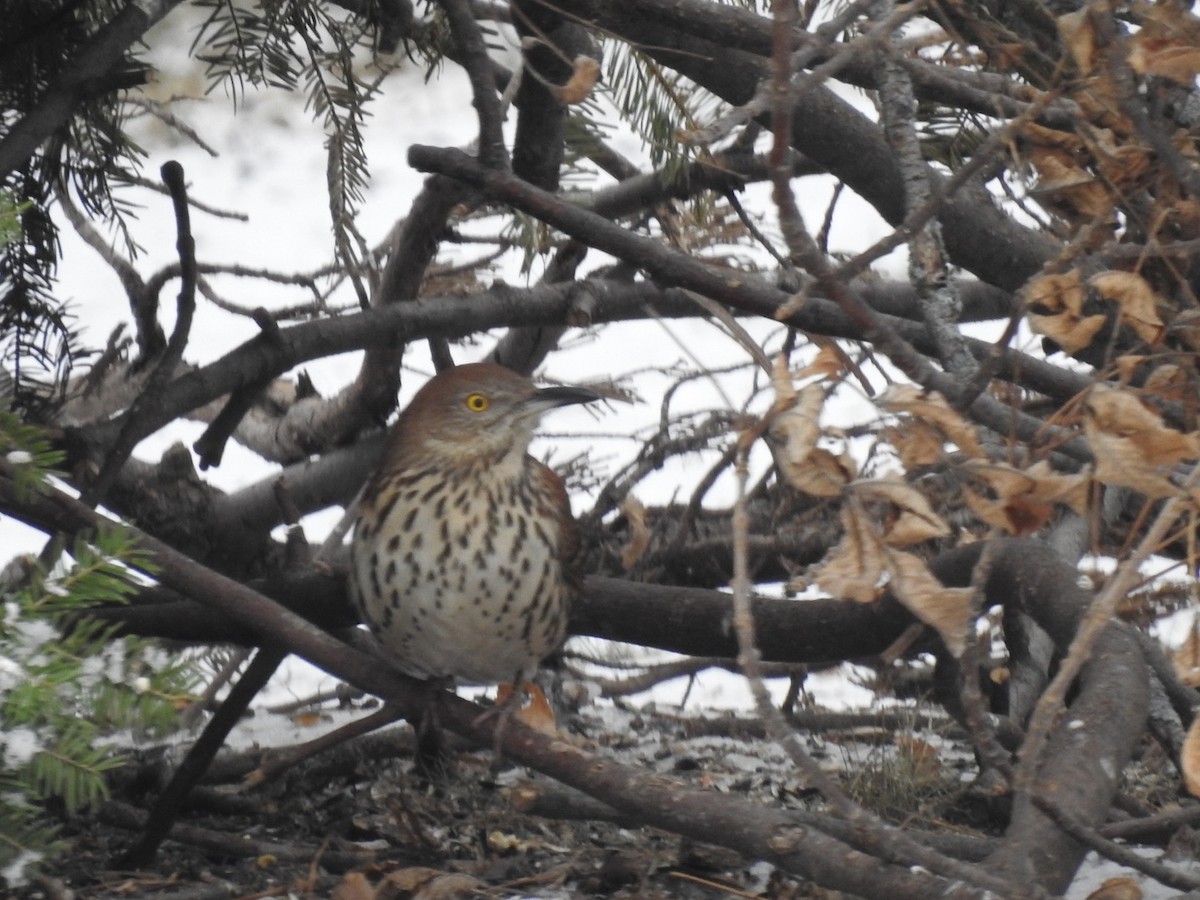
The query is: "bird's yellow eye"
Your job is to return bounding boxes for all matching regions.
[465,392,490,412]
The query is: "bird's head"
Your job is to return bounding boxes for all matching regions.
[386,362,599,467]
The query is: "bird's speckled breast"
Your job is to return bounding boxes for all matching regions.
[349,462,568,684]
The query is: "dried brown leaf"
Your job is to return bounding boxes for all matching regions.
[1089,270,1164,344]
[886,549,974,657]
[1114,355,1148,383]
[555,56,601,105]
[1136,1,1200,35]
[1023,269,1115,350]
[882,385,985,459]
[1086,386,1200,464]
[817,505,887,603]
[896,734,942,779]
[962,486,1055,535]
[1023,268,1085,313]
[1174,621,1200,687]
[1171,310,1200,352]
[384,869,486,900]
[965,459,1091,517]
[1085,386,1200,497]
[1028,310,1108,353]
[1030,151,1096,191]
[850,479,951,546]
[788,447,855,497]
[495,683,559,735]
[379,867,445,893]
[885,421,946,469]
[1085,876,1142,900]
[1165,198,1200,239]
[774,381,823,461]
[1058,8,1097,74]
[618,495,651,570]
[1022,123,1086,153]
[1184,716,1200,798]
[331,872,376,900]
[1028,150,1114,221]
[818,505,971,654]
[1143,363,1190,397]
[1097,143,1154,192]
[771,360,851,496]
[793,343,845,382]
[1129,35,1200,84]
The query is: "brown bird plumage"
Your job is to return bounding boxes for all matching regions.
[349,363,598,687]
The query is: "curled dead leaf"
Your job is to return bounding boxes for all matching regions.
[1142,364,1195,408]
[508,781,541,813]
[896,735,942,779]
[1164,198,1200,240]
[963,486,1055,535]
[792,343,846,382]
[1184,715,1200,798]
[1085,876,1142,900]
[1027,151,1114,221]
[787,447,855,497]
[817,504,888,603]
[331,872,375,900]
[885,421,947,469]
[770,357,854,496]
[1089,271,1164,345]
[961,460,1091,534]
[487,829,568,854]
[772,382,822,466]
[1114,355,1147,383]
[618,495,651,570]
[1023,269,1111,352]
[1129,34,1200,84]
[379,867,487,900]
[554,56,601,105]
[1096,143,1154,193]
[882,385,985,460]
[1023,268,1085,314]
[1028,310,1107,354]
[1022,122,1086,153]
[1057,8,1097,74]
[848,479,951,546]
[1170,309,1200,352]
[1084,386,1200,497]
[1173,621,1200,688]
[816,504,972,655]
[885,549,974,657]
[969,460,1090,514]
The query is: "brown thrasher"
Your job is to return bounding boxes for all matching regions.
[349,362,598,706]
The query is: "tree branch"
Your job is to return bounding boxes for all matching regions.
[0,0,182,178]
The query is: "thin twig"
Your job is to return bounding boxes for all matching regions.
[82,160,198,506]
[438,0,509,170]
[874,0,975,382]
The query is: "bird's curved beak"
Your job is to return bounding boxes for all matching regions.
[527,384,601,413]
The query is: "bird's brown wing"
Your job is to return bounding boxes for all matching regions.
[529,457,584,591]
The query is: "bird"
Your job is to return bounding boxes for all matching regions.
[348,362,598,754]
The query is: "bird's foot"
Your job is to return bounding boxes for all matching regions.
[413,679,453,778]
